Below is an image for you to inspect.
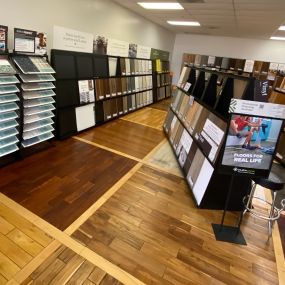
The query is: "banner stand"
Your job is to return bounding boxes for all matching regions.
[212,175,247,245]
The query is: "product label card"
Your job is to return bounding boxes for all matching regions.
[14,28,37,53]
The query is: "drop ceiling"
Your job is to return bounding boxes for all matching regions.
[112,0,285,39]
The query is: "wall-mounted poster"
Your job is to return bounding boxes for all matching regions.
[14,28,37,53]
[0,25,8,52]
[136,45,151,59]
[220,99,285,177]
[93,36,108,55]
[35,32,47,55]
[128,43,137,58]
[107,38,129,57]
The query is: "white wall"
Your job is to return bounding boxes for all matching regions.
[171,34,285,83]
[0,0,175,54]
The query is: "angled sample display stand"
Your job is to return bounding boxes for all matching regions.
[164,65,254,210]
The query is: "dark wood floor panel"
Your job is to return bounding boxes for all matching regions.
[77,119,165,159]
[72,165,278,285]
[0,139,136,230]
[23,245,123,285]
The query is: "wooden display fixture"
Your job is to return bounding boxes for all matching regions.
[51,49,156,139]
[164,65,254,210]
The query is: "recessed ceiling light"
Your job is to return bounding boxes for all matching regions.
[278,25,285,31]
[137,2,184,10]
[167,21,200,26]
[270,36,285,41]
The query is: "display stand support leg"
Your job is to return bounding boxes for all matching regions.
[212,176,247,245]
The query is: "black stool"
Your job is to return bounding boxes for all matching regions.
[243,172,285,236]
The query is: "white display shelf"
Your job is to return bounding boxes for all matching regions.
[23,125,54,140]
[0,136,18,149]
[0,144,18,157]
[0,102,19,113]
[19,74,55,83]
[0,119,18,131]
[23,118,53,132]
[0,128,18,140]
[23,90,55,100]
[24,104,55,116]
[0,111,18,123]
[0,94,19,104]
[21,82,55,91]
[24,111,54,124]
[24,97,55,108]
[22,132,54,148]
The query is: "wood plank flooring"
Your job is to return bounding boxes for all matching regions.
[149,98,172,112]
[0,138,136,230]
[0,99,283,285]
[121,107,166,130]
[0,202,53,284]
[22,245,123,285]
[77,119,165,159]
[72,164,278,285]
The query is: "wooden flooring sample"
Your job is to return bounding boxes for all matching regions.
[0,139,136,230]
[72,165,278,285]
[77,119,165,159]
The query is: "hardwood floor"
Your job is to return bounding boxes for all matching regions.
[0,138,136,230]
[0,202,53,284]
[0,99,282,285]
[278,215,285,256]
[149,98,172,112]
[72,165,278,285]
[77,119,165,159]
[121,107,166,130]
[22,245,123,285]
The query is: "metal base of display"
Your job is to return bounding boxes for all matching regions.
[212,224,247,245]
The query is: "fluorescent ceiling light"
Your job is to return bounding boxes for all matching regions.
[138,2,184,10]
[278,25,285,31]
[167,21,200,26]
[270,36,285,41]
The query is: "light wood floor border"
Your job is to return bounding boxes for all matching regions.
[119,117,163,131]
[145,106,168,113]
[0,193,147,285]
[264,188,285,285]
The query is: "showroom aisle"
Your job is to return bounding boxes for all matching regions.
[0,100,281,285]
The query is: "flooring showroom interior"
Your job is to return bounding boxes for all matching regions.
[0,100,284,285]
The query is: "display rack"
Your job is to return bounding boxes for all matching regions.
[0,55,20,164]
[152,59,172,102]
[12,54,56,149]
[164,65,253,210]
[51,49,156,139]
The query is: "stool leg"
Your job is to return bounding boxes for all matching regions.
[268,191,277,237]
[244,182,256,215]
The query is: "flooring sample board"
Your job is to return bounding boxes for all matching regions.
[24,112,54,124]
[109,78,117,97]
[108,57,117,76]
[192,158,214,205]
[0,75,19,85]
[21,82,55,91]
[0,111,18,123]
[0,85,19,94]
[123,96,128,113]
[0,102,18,113]
[120,58,126,75]
[0,59,17,74]
[125,58,131,75]
[102,78,110,98]
[183,142,198,174]
[194,54,201,66]
[22,125,54,140]
[103,100,112,120]
[110,99,118,118]
[75,104,95,131]
[95,79,105,100]
[116,97,124,115]
[116,77,122,95]
[19,74,55,83]
[221,57,230,70]
[78,80,95,104]
[169,117,181,143]
[121,77,127,94]
[163,109,174,133]
[127,94,132,111]
[233,79,248,99]
[0,94,19,104]
[131,94,136,110]
[187,149,205,188]
[177,129,193,167]
[193,108,211,137]
[130,58,135,74]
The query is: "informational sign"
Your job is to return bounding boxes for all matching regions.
[208,56,215,66]
[254,80,269,102]
[14,28,37,53]
[107,38,129,57]
[0,25,8,52]
[220,98,285,177]
[128,43,137,58]
[136,45,151,59]
[150,48,169,61]
[53,25,93,53]
[78,80,95,104]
